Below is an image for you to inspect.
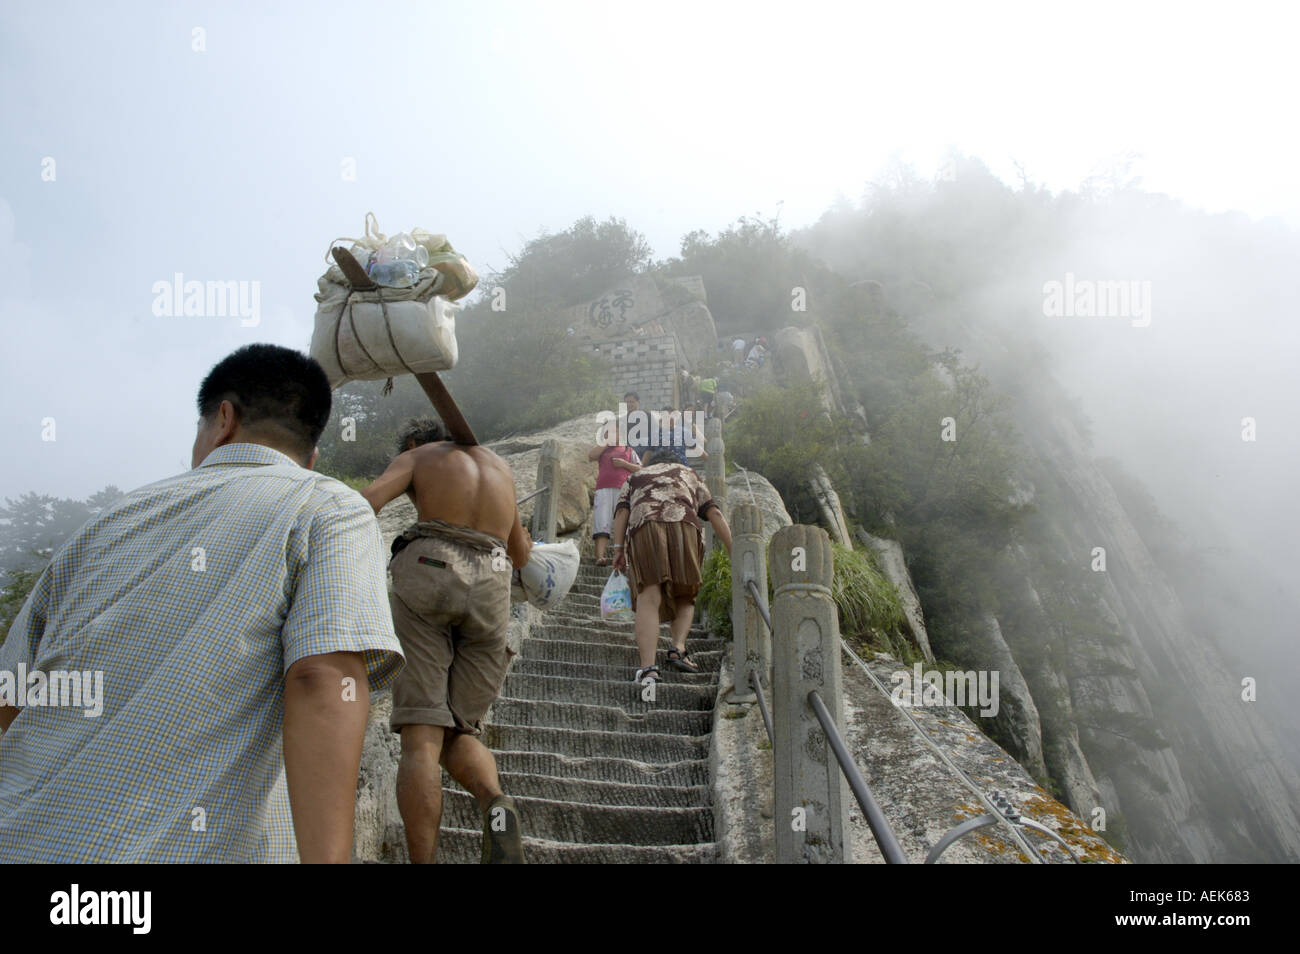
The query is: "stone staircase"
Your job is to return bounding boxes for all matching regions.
[434,560,723,863]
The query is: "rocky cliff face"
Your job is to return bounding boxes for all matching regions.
[836,290,1300,862]
[1005,408,1300,862]
[770,325,849,416]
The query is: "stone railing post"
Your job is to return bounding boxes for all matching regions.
[728,503,769,703]
[531,439,561,543]
[703,416,726,551]
[704,417,726,503]
[770,524,849,864]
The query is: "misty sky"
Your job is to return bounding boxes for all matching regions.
[2,0,1298,503]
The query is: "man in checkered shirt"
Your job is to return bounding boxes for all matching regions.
[0,344,403,863]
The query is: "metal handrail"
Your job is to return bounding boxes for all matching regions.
[924,812,1080,864]
[808,690,909,863]
[750,670,773,743]
[516,485,550,506]
[744,578,771,631]
[742,578,773,744]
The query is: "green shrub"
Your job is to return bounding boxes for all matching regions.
[724,381,852,507]
[0,567,43,639]
[698,546,733,640]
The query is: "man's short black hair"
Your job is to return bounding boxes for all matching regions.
[396,417,446,454]
[197,344,332,459]
[623,391,639,402]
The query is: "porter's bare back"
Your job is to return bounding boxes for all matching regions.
[362,440,532,568]
[408,443,517,541]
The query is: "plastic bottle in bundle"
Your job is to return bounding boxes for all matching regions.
[368,259,421,288]
[349,243,379,270]
[371,233,429,269]
[403,236,430,268]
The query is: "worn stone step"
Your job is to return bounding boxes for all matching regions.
[491,697,713,735]
[525,636,724,662]
[440,790,714,846]
[561,580,607,593]
[553,590,608,606]
[532,621,723,649]
[570,580,617,594]
[567,580,612,594]
[485,723,709,763]
[519,637,722,671]
[491,750,710,787]
[498,674,716,710]
[429,826,717,864]
[510,657,717,685]
[536,624,715,647]
[484,772,709,808]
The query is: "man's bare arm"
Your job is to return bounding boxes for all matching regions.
[587,445,606,462]
[707,506,733,554]
[612,458,640,472]
[360,451,416,515]
[507,508,532,570]
[611,507,630,572]
[283,651,369,863]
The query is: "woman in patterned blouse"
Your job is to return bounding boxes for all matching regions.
[611,447,733,685]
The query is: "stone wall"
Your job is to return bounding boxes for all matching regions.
[591,333,679,411]
[566,275,721,413]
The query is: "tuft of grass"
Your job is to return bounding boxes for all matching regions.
[698,546,734,640]
[829,542,907,646]
[700,539,912,659]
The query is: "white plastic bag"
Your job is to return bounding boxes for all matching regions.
[510,539,580,610]
[600,571,634,620]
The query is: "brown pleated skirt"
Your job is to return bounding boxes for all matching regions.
[626,520,705,623]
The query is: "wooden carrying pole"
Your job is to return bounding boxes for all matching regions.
[330,247,478,446]
[414,372,477,446]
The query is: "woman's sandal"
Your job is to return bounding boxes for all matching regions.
[665,647,700,673]
[634,665,661,685]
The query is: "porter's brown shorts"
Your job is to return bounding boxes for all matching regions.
[388,526,512,736]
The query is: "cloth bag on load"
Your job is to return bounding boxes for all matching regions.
[510,539,580,610]
[309,213,478,389]
[600,571,634,621]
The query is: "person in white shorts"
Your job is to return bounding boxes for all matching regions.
[589,434,640,565]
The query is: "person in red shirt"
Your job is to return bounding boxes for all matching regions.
[589,428,641,565]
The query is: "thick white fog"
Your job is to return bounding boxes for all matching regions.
[2,2,1298,509]
[3,0,1299,872]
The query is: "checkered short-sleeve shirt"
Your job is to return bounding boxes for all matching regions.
[0,443,404,862]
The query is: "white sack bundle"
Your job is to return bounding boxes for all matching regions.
[310,268,459,389]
